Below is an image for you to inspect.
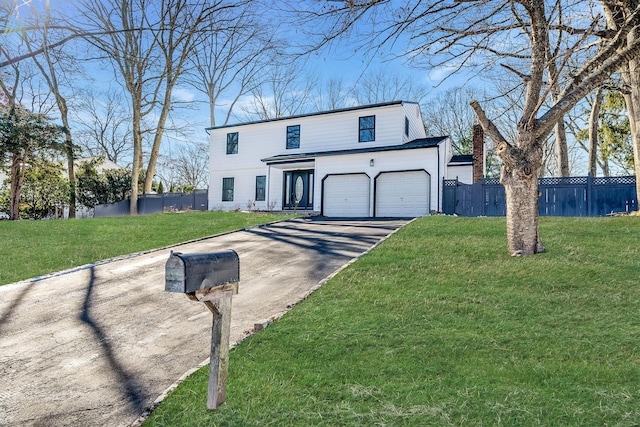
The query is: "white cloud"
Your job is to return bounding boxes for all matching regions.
[172,87,196,103]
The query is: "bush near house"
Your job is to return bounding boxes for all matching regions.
[143,216,640,427]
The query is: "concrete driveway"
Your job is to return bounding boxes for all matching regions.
[0,217,409,427]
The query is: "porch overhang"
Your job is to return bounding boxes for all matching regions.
[263,158,316,170]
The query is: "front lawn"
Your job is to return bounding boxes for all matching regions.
[143,216,640,426]
[0,211,294,286]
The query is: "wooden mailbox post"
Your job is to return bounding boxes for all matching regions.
[165,250,239,409]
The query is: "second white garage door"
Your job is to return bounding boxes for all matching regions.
[375,170,430,217]
[323,173,370,217]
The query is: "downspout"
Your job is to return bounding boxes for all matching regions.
[437,144,441,212]
[266,164,271,210]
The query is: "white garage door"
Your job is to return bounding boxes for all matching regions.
[323,173,370,217]
[375,170,430,217]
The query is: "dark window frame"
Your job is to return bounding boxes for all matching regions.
[222,177,234,201]
[226,132,238,154]
[286,125,300,149]
[359,115,375,142]
[255,175,266,201]
[405,117,410,136]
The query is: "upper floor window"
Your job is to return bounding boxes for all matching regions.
[405,117,410,136]
[226,132,238,154]
[286,125,300,149]
[255,175,266,201]
[359,115,375,142]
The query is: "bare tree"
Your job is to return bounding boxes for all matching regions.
[602,2,640,210]
[312,77,352,111]
[422,86,483,154]
[73,88,133,165]
[76,0,157,214]
[0,2,22,109]
[141,0,244,194]
[351,69,429,106]
[77,0,242,213]
[239,61,317,120]
[566,92,612,176]
[173,141,209,189]
[22,2,82,218]
[588,87,604,176]
[185,5,279,127]
[293,0,640,256]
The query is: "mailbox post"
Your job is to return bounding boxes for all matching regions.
[165,250,239,409]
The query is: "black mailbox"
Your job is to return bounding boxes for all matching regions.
[165,250,239,294]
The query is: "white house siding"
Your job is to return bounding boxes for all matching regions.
[315,147,441,217]
[207,102,463,215]
[401,102,428,142]
[208,121,275,209]
[210,103,422,167]
[448,165,473,184]
[210,167,270,211]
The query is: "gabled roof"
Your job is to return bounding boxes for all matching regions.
[261,136,448,164]
[207,100,417,131]
[449,154,473,165]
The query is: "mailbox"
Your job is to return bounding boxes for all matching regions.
[165,250,239,294]
[164,249,240,409]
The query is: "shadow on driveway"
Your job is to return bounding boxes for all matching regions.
[80,266,149,415]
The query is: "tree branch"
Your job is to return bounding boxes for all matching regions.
[500,63,530,81]
[536,24,640,139]
[470,99,510,147]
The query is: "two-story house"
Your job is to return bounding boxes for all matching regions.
[208,100,472,217]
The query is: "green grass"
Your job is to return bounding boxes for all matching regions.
[0,211,294,286]
[143,216,640,427]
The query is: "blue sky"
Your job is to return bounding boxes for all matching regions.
[4,0,616,179]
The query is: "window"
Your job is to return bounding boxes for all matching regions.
[226,132,238,154]
[405,117,410,136]
[255,175,266,201]
[359,115,375,142]
[222,177,234,201]
[286,125,300,149]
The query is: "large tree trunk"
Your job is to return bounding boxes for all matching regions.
[61,116,76,219]
[497,140,546,256]
[143,86,173,193]
[588,87,603,177]
[472,100,547,256]
[554,121,570,176]
[622,59,640,211]
[130,106,142,216]
[9,154,25,220]
[627,40,640,210]
[208,82,216,127]
[503,171,545,256]
[603,1,640,211]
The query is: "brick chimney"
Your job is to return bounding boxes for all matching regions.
[472,124,484,183]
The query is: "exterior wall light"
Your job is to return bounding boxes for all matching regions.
[370,159,374,167]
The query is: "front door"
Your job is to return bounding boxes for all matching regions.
[284,170,314,210]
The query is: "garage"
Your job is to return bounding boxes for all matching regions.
[375,170,430,217]
[322,173,371,217]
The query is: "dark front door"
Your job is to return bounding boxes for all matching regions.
[284,170,314,210]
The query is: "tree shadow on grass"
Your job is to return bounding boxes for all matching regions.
[80,266,148,415]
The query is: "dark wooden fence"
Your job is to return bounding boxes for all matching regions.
[94,190,209,217]
[443,176,637,217]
